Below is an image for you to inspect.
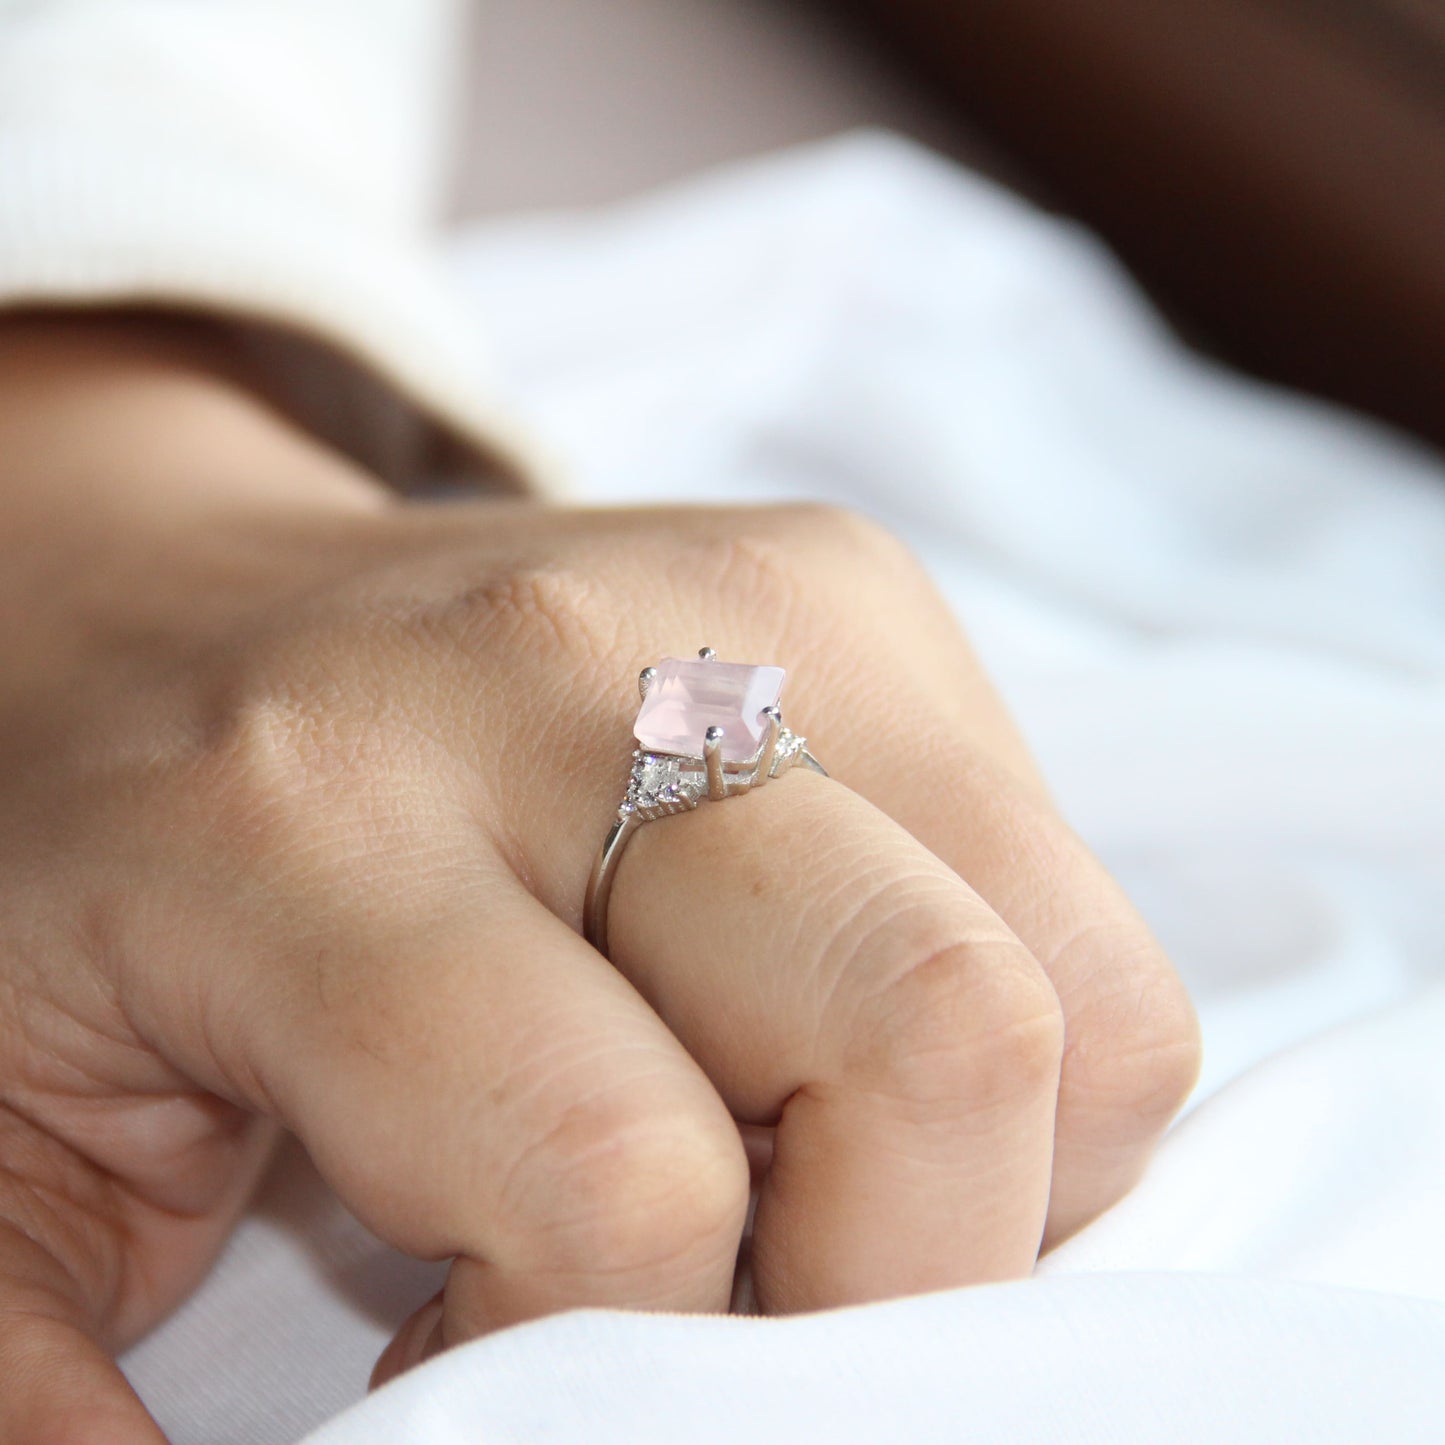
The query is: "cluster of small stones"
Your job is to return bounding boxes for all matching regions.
[620,752,704,816]
[769,729,805,773]
[618,730,809,820]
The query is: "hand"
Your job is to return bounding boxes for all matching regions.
[0,321,1200,1442]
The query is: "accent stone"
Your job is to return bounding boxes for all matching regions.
[634,657,785,762]
[629,753,681,807]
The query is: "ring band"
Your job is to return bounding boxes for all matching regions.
[583,647,826,956]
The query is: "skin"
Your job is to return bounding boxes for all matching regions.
[0,317,1201,1443]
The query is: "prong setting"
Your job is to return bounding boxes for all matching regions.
[704,725,727,800]
[754,705,782,783]
[587,648,827,955]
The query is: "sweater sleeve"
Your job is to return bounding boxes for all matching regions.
[0,0,542,491]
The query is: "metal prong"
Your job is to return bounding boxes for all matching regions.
[698,646,718,662]
[638,666,658,699]
[704,725,727,800]
[754,706,782,782]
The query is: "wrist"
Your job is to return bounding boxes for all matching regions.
[0,313,392,521]
[0,313,392,701]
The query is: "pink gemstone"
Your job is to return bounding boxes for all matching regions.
[634,657,785,762]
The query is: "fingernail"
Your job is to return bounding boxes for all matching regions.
[414,1304,448,1367]
[370,1296,445,1391]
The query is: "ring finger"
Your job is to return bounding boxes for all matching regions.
[601,767,1065,1312]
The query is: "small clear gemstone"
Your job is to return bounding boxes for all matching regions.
[634,657,785,762]
[628,753,685,808]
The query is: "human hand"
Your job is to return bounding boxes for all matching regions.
[0,321,1199,1441]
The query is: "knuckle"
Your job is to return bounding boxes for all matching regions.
[191,690,356,862]
[973,808,1203,1133]
[655,505,922,660]
[850,923,1065,1110]
[673,504,910,605]
[506,1089,748,1281]
[766,501,911,567]
[425,565,605,664]
[674,529,807,620]
[176,676,447,945]
[1068,960,1202,1128]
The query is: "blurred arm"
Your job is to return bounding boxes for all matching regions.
[0,0,537,489]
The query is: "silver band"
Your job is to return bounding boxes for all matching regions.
[583,651,826,956]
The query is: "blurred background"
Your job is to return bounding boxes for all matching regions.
[457,0,1445,453]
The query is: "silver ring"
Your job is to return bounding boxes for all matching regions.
[584,647,827,956]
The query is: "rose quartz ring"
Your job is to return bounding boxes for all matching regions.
[583,647,827,955]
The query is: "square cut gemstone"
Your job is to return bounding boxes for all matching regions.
[634,657,785,762]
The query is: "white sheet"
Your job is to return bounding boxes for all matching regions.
[121,132,1445,1442]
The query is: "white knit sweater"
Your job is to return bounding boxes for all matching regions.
[0,0,540,489]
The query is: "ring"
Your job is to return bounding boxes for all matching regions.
[584,647,828,956]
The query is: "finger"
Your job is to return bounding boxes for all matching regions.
[0,1130,168,1444]
[0,1093,277,1445]
[750,517,1202,1247]
[0,1306,167,1445]
[829,712,1201,1246]
[193,877,750,1364]
[606,768,1065,1312]
[894,764,1199,1247]
[369,1290,444,1390]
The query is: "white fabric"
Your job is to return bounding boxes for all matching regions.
[120,134,1445,1441]
[0,0,538,482]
